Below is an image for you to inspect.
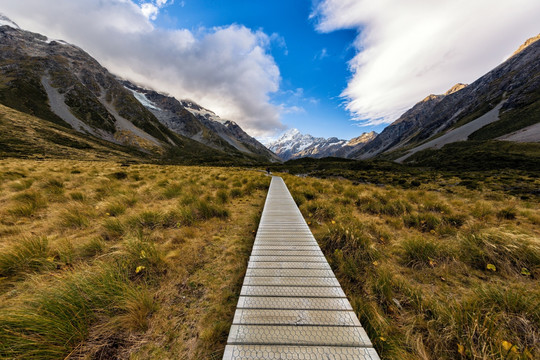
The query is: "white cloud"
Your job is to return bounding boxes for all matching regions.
[140,3,159,20]
[313,0,540,126]
[139,0,173,20]
[0,0,284,136]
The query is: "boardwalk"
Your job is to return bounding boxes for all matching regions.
[223,177,380,359]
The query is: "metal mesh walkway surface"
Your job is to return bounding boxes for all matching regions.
[223,176,380,360]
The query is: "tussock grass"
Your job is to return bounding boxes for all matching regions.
[0,237,53,277]
[0,159,269,359]
[281,170,540,359]
[58,206,91,229]
[7,190,47,217]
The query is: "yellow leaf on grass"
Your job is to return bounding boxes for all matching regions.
[331,220,336,224]
[502,340,518,353]
[135,265,146,273]
[140,250,147,259]
[373,261,379,266]
[521,268,531,276]
[379,336,386,342]
[487,263,496,271]
[457,344,465,355]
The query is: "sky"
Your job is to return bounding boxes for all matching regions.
[0,0,539,141]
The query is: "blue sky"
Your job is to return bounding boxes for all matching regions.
[3,0,539,141]
[154,0,366,140]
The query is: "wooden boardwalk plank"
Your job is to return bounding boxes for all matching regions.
[223,176,379,360]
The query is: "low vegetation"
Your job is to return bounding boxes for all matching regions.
[0,159,269,359]
[282,171,539,360]
[1,156,538,359]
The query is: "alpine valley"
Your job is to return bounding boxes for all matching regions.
[0,18,278,164]
[268,34,539,164]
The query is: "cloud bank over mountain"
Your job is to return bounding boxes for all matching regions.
[0,0,284,136]
[313,0,540,126]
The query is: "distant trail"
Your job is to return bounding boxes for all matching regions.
[222,176,379,360]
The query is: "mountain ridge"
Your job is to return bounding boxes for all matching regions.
[352,33,540,160]
[0,20,277,163]
[265,128,377,160]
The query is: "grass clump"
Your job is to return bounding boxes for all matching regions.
[58,207,91,229]
[103,201,126,217]
[497,206,517,220]
[0,160,269,359]
[9,178,34,191]
[279,169,540,359]
[127,210,163,230]
[7,190,47,217]
[0,264,156,359]
[0,237,53,277]
[401,237,450,268]
[101,218,126,240]
[304,200,337,222]
[403,212,441,232]
[459,230,540,275]
[41,178,64,195]
[162,182,183,199]
[69,191,86,202]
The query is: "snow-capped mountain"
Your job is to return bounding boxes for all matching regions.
[265,129,377,161]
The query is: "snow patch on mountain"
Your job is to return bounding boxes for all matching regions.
[128,88,160,110]
[0,14,19,29]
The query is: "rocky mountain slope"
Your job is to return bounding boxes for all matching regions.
[353,34,540,160]
[122,81,279,161]
[265,128,377,160]
[0,20,277,163]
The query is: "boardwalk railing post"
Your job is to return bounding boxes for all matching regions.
[222,177,380,359]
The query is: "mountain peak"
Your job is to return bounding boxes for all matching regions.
[347,131,378,147]
[266,129,377,161]
[444,83,468,95]
[512,33,540,57]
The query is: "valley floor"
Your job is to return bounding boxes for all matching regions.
[0,159,538,359]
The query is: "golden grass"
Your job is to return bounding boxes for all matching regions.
[1,157,538,359]
[282,173,540,360]
[0,159,269,359]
